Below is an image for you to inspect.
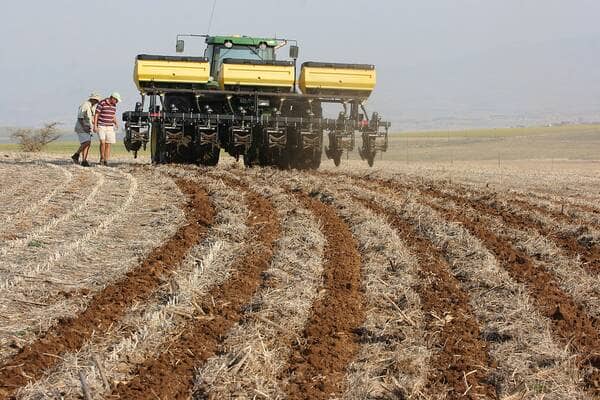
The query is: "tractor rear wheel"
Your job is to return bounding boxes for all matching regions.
[311,151,322,169]
[333,153,342,167]
[366,152,375,167]
[198,146,220,166]
[150,123,167,163]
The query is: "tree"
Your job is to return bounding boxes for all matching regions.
[11,122,62,152]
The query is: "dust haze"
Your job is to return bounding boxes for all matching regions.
[1,0,599,130]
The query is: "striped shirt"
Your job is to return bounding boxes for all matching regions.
[95,98,117,126]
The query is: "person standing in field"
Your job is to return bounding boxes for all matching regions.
[93,92,121,166]
[72,93,102,167]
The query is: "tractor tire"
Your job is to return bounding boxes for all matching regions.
[198,146,220,166]
[366,153,375,167]
[150,123,162,163]
[310,151,322,169]
[333,152,342,167]
[150,123,173,164]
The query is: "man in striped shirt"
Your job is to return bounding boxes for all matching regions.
[93,92,122,166]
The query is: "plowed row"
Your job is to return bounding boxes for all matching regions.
[0,157,598,400]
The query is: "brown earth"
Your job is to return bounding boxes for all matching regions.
[1,159,598,399]
[399,186,600,395]
[347,174,600,395]
[112,178,280,399]
[511,188,600,216]
[282,189,365,400]
[356,196,498,400]
[428,182,600,276]
[0,178,214,399]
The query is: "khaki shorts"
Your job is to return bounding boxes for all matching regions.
[76,131,92,144]
[98,125,116,144]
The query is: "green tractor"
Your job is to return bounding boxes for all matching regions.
[123,34,389,168]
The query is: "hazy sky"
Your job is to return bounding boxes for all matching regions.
[1,0,599,130]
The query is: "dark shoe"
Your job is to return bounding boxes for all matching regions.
[81,160,90,167]
[71,153,80,164]
[99,158,105,166]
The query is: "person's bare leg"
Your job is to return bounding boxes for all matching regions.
[99,140,106,162]
[72,142,85,163]
[105,143,111,163]
[81,141,91,161]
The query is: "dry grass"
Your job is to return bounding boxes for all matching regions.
[341,179,587,399]
[272,170,432,398]
[0,163,72,240]
[14,172,248,399]
[0,168,103,257]
[194,169,326,399]
[0,168,135,302]
[1,153,598,398]
[0,163,54,203]
[331,187,430,399]
[0,164,185,364]
[433,182,600,251]
[428,195,600,321]
[323,159,600,204]
[500,189,600,226]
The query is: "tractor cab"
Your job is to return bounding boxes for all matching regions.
[202,36,278,83]
[175,35,297,90]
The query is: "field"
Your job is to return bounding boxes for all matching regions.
[0,130,599,400]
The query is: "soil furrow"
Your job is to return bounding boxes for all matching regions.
[355,197,497,399]
[327,171,600,394]
[429,183,600,276]
[345,179,588,399]
[432,194,600,321]
[194,175,325,399]
[0,178,214,399]
[333,195,429,399]
[0,167,184,364]
[281,189,365,400]
[507,188,600,216]
[15,175,245,399]
[110,178,280,400]
[335,170,600,276]
[407,191,600,394]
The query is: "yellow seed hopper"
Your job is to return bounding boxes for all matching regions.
[134,54,211,91]
[299,62,376,98]
[219,58,295,91]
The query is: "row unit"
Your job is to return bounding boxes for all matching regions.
[134,55,376,98]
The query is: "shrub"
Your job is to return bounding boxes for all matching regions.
[11,122,62,152]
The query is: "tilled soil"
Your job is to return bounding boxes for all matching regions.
[282,189,365,400]
[373,176,600,396]
[0,178,214,399]
[357,197,497,399]
[1,159,599,400]
[112,178,280,400]
[421,182,600,276]
[425,200,600,393]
